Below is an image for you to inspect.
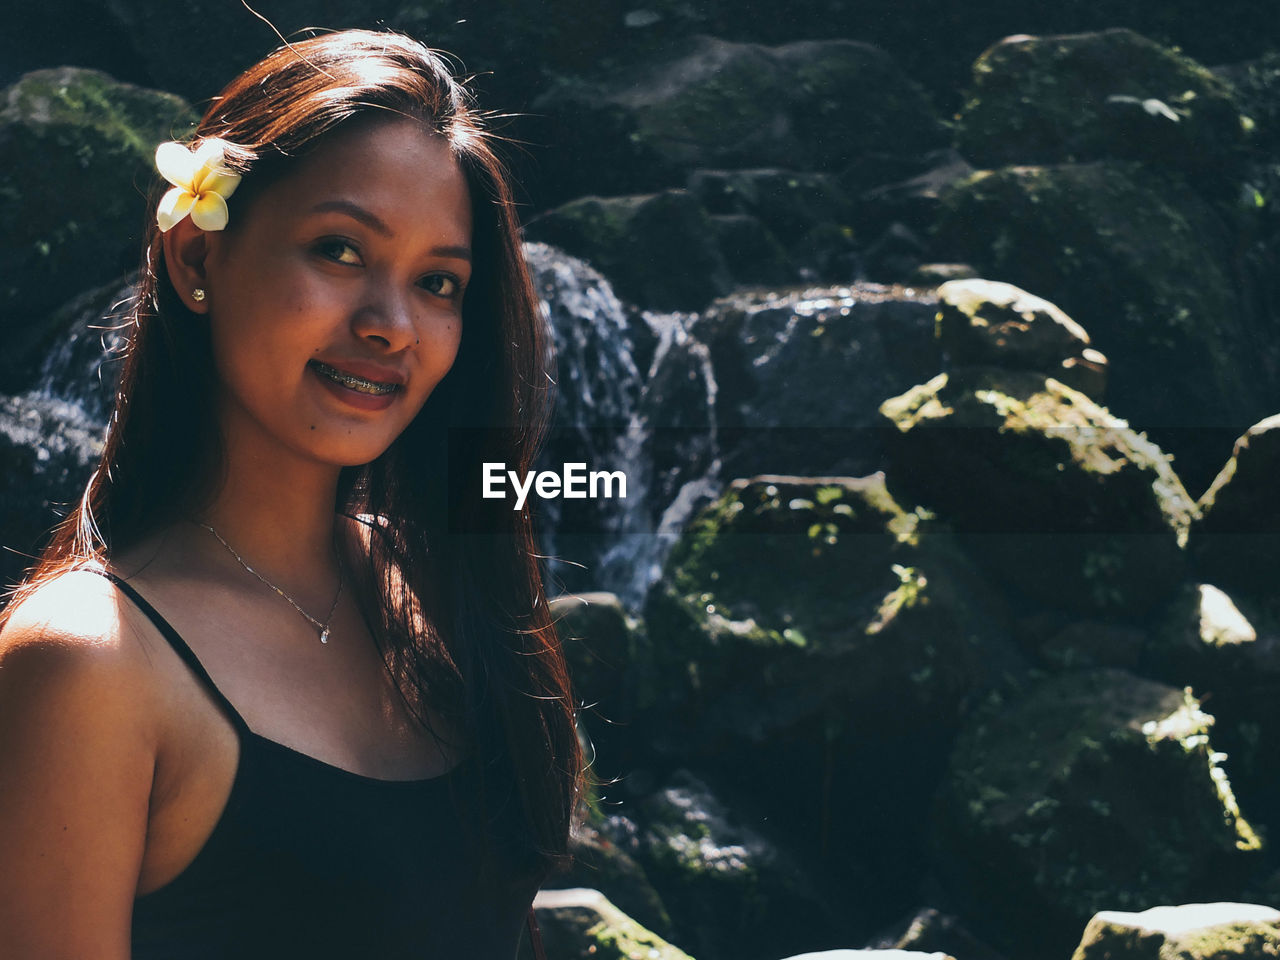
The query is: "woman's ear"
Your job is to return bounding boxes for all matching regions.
[160,217,216,315]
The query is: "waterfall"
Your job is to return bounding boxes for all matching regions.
[526,242,721,609]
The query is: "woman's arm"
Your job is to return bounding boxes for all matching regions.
[0,571,158,959]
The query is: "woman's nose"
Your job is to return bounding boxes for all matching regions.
[351,277,414,350]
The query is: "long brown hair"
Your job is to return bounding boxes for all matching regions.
[3,30,581,883]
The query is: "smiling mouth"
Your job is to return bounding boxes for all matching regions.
[308,360,400,396]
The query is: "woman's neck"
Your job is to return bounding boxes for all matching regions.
[195,417,347,582]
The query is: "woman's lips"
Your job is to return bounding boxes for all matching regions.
[307,359,403,410]
[308,359,403,394]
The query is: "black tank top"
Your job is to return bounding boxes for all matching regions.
[102,572,540,959]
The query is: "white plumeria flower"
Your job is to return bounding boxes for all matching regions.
[155,138,242,232]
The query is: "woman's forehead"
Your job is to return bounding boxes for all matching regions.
[250,118,471,238]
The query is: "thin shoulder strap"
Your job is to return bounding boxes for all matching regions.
[97,569,252,735]
[526,907,546,960]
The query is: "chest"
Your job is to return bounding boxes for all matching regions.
[131,591,458,897]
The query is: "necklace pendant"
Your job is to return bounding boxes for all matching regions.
[320,627,330,644]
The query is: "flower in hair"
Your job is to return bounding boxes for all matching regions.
[155,139,242,232]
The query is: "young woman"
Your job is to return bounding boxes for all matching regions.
[0,29,581,959]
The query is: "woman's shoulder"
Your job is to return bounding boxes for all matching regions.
[0,565,166,725]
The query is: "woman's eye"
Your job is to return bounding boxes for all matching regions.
[420,273,461,298]
[316,239,362,265]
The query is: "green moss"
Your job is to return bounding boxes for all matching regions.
[943,670,1263,930]
[0,68,197,356]
[958,29,1245,175]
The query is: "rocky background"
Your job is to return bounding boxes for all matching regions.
[3,3,1280,959]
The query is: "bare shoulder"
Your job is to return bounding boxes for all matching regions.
[0,566,165,722]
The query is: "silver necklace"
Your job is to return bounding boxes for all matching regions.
[201,523,343,644]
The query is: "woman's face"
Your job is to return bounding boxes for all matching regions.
[200,116,472,468]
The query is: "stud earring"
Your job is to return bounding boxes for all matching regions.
[192,288,206,302]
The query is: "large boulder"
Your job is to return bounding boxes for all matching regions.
[524,191,734,310]
[854,149,975,251]
[956,30,1248,185]
[643,473,1017,752]
[932,669,1263,959]
[687,168,860,282]
[0,68,194,389]
[642,473,1022,911]
[692,283,940,483]
[1070,902,1280,960]
[879,371,1194,617]
[933,161,1272,494]
[687,169,857,248]
[609,769,841,960]
[531,35,946,204]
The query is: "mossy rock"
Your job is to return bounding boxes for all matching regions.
[524,191,734,310]
[641,473,1022,907]
[644,473,1016,749]
[547,821,674,943]
[956,29,1247,184]
[1071,902,1280,960]
[706,214,796,287]
[935,279,1105,397]
[630,770,840,960]
[772,39,948,170]
[854,149,975,239]
[879,370,1193,617]
[687,169,856,246]
[0,68,195,389]
[687,168,859,283]
[526,888,694,960]
[933,161,1267,495]
[1191,415,1280,600]
[532,35,945,204]
[932,669,1263,959]
[686,284,939,484]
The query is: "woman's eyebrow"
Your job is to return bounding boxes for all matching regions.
[309,199,393,236]
[307,199,472,261]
